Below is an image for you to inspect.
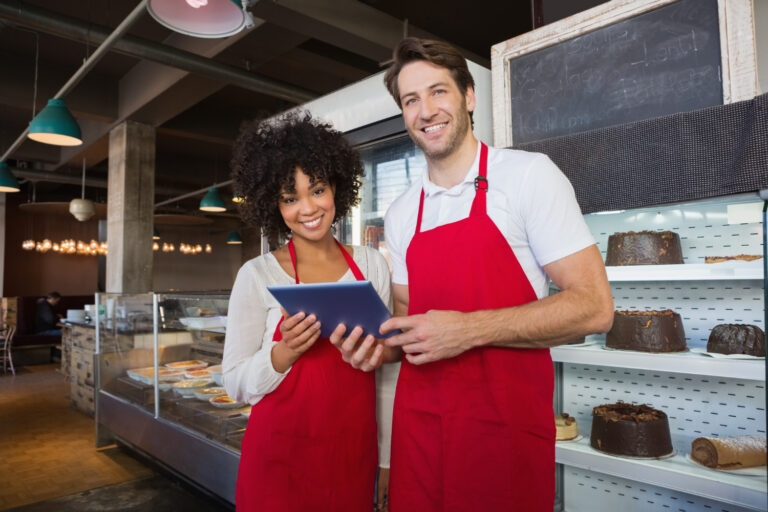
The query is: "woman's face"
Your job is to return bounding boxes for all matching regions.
[278,167,336,242]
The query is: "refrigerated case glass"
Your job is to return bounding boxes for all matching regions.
[342,134,425,259]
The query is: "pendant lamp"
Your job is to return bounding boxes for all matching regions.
[200,187,227,212]
[69,159,94,221]
[0,162,20,192]
[148,0,248,38]
[227,230,243,244]
[153,227,161,240]
[28,99,83,146]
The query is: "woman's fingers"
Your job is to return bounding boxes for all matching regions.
[350,334,375,367]
[283,319,321,349]
[359,342,384,372]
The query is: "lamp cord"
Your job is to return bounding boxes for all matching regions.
[81,159,86,199]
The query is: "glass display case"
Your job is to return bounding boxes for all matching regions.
[552,193,766,512]
[95,292,239,504]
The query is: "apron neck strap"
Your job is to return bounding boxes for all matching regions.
[415,142,489,233]
[287,238,364,283]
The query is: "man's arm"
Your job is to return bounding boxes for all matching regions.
[381,244,614,364]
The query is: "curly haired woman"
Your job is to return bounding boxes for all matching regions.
[223,112,396,511]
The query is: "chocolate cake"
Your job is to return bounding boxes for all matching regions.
[707,324,765,356]
[605,230,683,266]
[606,310,686,353]
[590,403,673,457]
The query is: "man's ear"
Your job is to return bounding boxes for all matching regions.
[465,85,476,115]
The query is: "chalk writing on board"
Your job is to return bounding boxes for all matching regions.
[509,0,722,144]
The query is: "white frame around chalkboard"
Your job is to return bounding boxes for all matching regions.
[490,0,758,147]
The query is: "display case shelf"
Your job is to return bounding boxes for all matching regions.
[551,344,765,381]
[605,262,764,282]
[556,437,766,511]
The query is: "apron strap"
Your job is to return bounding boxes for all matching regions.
[415,142,489,232]
[469,142,489,218]
[287,238,365,282]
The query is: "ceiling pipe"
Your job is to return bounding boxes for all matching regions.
[154,179,234,209]
[0,1,316,105]
[1,0,150,162]
[9,166,199,197]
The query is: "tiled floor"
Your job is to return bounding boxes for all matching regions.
[0,364,154,510]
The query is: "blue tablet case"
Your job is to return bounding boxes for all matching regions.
[267,280,400,339]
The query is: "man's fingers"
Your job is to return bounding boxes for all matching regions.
[379,315,416,336]
[405,352,431,365]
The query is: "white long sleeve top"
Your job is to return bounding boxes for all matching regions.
[222,245,397,465]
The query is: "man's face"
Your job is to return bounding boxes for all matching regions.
[48,297,60,306]
[397,60,475,161]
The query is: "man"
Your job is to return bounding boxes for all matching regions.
[375,38,613,511]
[35,291,62,335]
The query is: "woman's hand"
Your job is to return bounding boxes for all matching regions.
[329,324,386,372]
[271,310,321,372]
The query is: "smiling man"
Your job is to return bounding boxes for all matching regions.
[378,38,615,511]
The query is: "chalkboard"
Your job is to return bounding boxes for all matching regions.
[508,0,723,144]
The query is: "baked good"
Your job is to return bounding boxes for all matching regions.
[590,402,673,457]
[606,310,686,353]
[705,254,762,263]
[707,324,765,356]
[555,413,579,441]
[605,230,683,266]
[691,435,767,469]
[165,360,208,370]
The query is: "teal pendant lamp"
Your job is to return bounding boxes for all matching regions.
[227,230,243,245]
[148,0,247,38]
[28,99,83,146]
[0,162,20,193]
[200,187,227,212]
[153,228,161,240]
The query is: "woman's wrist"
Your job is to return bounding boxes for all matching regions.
[271,342,297,373]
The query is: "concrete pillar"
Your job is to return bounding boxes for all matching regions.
[106,121,155,293]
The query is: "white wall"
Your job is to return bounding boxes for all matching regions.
[297,61,494,146]
[756,0,768,94]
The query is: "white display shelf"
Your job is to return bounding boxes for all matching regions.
[556,437,767,511]
[551,344,765,381]
[605,262,764,281]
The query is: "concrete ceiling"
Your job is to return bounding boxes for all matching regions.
[0,0,605,212]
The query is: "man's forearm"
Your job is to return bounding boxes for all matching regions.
[467,286,613,349]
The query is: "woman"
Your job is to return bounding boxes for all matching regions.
[223,112,393,511]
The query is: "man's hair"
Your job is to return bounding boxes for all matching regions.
[47,291,61,300]
[383,37,475,119]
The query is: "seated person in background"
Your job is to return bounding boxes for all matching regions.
[35,291,62,335]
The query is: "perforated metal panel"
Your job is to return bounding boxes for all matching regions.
[559,195,766,511]
[563,365,766,445]
[563,467,758,512]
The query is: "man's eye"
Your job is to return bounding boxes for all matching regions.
[405,98,417,106]
[434,89,445,95]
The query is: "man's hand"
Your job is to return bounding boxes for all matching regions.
[329,324,385,372]
[380,310,474,365]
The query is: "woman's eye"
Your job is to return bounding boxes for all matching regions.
[313,187,326,196]
[281,196,295,204]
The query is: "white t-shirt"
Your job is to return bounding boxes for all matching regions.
[222,245,395,464]
[384,144,595,298]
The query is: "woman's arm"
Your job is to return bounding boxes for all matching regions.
[222,262,292,404]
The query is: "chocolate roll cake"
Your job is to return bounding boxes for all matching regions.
[605,230,683,266]
[691,435,767,469]
[590,403,673,457]
[606,310,686,353]
[707,324,765,356]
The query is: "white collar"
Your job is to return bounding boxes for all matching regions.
[421,143,483,197]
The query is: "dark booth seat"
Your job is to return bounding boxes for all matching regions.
[13,295,94,348]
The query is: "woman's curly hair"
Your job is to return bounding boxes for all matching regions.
[231,111,363,239]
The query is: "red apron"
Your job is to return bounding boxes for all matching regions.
[389,143,555,511]
[236,239,377,511]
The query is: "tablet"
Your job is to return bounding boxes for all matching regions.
[267,281,400,339]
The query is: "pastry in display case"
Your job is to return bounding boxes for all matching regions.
[690,435,767,470]
[605,230,684,266]
[590,402,674,458]
[706,324,765,356]
[606,310,686,353]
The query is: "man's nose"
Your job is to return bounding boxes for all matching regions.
[419,97,438,119]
